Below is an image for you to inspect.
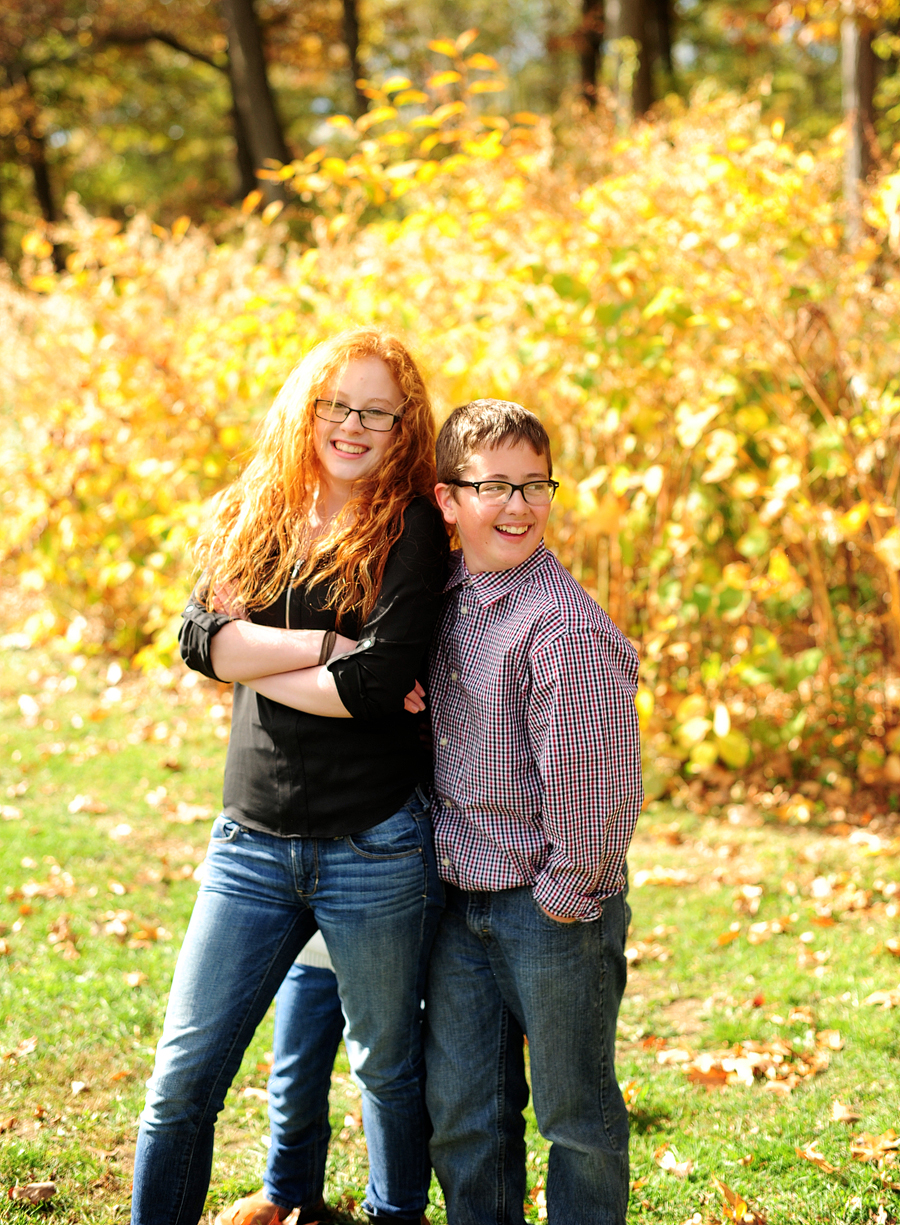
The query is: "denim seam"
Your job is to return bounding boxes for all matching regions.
[495,1003,509,1225]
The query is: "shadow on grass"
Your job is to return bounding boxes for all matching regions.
[628,1106,671,1135]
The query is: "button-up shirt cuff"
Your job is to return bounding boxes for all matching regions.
[532,872,601,923]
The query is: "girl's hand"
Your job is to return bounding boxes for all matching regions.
[404,680,426,714]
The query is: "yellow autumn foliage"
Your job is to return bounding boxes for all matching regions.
[3,86,900,792]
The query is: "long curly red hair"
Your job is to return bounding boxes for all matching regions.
[195,327,438,625]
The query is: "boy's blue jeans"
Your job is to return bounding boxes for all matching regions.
[424,883,631,1225]
[131,793,441,1225]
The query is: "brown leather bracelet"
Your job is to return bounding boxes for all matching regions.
[318,629,336,666]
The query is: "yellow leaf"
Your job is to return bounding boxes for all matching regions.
[468,80,506,94]
[635,687,654,729]
[874,527,900,571]
[837,500,869,536]
[382,75,412,94]
[172,215,190,240]
[466,53,500,71]
[428,71,462,88]
[433,101,466,123]
[455,28,479,52]
[357,106,397,131]
[428,39,459,57]
[21,231,53,259]
[261,201,284,225]
[27,276,57,293]
[241,189,263,213]
[512,111,541,124]
[326,114,355,129]
[393,90,429,106]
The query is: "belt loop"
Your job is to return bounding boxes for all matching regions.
[415,783,431,808]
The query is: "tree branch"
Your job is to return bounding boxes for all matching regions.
[101,29,227,72]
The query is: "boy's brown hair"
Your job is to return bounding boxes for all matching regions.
[435,400,553,486]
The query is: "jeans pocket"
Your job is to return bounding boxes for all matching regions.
[210,815,242,843]
[346,808,423,860]
[530,891,581,930]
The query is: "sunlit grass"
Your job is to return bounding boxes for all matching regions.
[1,643,898,1224]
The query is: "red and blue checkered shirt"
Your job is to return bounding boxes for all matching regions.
[429,543,642,921]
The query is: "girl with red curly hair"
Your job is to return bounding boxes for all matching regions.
[131,328,448,1225]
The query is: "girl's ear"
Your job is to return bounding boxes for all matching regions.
[434,483,459,526]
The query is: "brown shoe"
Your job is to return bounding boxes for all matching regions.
[214,1190,289,1225]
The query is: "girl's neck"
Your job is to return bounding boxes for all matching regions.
[309,480,352,535]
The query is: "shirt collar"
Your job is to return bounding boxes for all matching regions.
[444,542,550,606]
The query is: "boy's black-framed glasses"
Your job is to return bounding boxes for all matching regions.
[314,399,402,432]
[449,479,560,507]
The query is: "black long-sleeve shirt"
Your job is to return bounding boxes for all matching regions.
[178,497,449,837]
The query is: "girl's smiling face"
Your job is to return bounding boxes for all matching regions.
[313,356,403,500]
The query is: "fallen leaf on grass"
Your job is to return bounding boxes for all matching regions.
[239,1087,268,1102]
[862,985,900,1008]
[71,1081,89,1095]
[625,940,671,965]
[166,802,213,825]
[529,1179,547,1221]
[622,1080,641,1108]
[124,971,147,988]
[734,884,763,915]
[884,937,900,957]
[831,1101,861,1123]
[795,1140,838,1173]
[2,1036,37,1061]
[717,923,742,946]
[633,866,697,888]
[47,914,79,959]
[660,1033,835,1091]
[712,1176,766,1223]
[850,1130,900,1162]
[0,1117,17,1134]
[8,1183,57,1203]
[68,794,107,814]
[0,940,10,956]
[654,1144,693,1178]
[1,806,22,821]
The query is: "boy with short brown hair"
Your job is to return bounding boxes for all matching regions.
[426,400,642,1225]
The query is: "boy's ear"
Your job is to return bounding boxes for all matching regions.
[434,483,458,526]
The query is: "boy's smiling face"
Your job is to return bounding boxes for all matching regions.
[435,440,552,574]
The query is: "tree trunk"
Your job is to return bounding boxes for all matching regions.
[605,0,653,121]
[220,0,290,201]
[230,103,258,199]
[580,0,604,109]
[651,0,673,75]
[14,69,65,271]
[841,11,876,244]
[342,0,368,119]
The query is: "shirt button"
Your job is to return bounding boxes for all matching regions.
[441,857,451,866]
[460,606,468,615]
[450,671,458,681]
[359,638,372,648]
[439,736,448,746]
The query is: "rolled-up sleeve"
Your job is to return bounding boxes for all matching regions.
[328,499,449,720]
[528,628,642,920]
[178,594,234,681]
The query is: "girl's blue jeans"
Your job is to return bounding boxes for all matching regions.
[131,791,442,1225]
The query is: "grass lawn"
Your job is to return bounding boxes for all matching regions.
[1,640,898,1224]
